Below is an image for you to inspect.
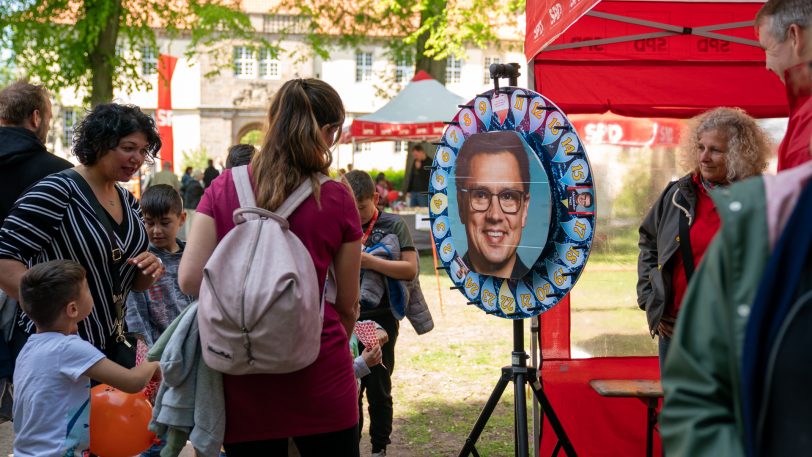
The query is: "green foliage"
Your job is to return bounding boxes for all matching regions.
[368,167,406,192]
[0,0,273,104]
[613,166,652,219]
[271,0,524,82]
[180,146,209,173]
[239,130,263,146]
[0,57,14,87]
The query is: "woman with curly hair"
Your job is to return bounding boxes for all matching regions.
[0,103,164,360]
[637,107,771,371]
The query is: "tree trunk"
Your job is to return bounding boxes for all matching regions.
[414,0,447,85]
[406,0,447,169]
[88,0,122,106]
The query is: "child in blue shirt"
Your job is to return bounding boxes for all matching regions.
[13,260,159,457]
[125,185,195,456]
[126,185,195,347]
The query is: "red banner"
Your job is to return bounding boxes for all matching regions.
[156,54,178,169]
[569,115,683,147]
[342,120,447,144]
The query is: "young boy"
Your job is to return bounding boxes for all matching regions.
[13,260,160,457]
[344,170,419,457]
[126,184,195,347]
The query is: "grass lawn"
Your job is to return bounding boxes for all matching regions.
[363,252,653,456]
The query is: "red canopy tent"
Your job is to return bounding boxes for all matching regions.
[524,1,785,455]
[528,0,785,119]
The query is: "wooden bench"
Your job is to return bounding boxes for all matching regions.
[589,379,663,457]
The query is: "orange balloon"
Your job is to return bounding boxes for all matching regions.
[89,384,156,457]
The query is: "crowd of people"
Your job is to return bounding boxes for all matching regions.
[0,0,809,455]
[0,72,434,456]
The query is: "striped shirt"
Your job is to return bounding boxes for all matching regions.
[0,173,148,349]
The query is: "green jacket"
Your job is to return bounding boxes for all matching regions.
[660,176,770,457]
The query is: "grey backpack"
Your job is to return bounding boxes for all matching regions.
[197,165,333,374]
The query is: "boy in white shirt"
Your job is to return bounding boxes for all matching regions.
[13,259,160,457]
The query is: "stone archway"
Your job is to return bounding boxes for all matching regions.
[234,121,265,146]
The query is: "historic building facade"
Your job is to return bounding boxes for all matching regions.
[50,6,525,173]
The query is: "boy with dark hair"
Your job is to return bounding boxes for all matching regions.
[344,170,418,457]
[13,259,159,457]
[225,143,256,168]
[126,184,195,347]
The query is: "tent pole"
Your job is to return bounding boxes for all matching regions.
[544,15,759,52]
[531,316,540,457]
[525,62,541,457]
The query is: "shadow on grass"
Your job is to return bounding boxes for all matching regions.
[575,333,657,357]
[395,396,534,457]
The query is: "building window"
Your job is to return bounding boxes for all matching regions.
[259,49,280,79]
[63,108,79,148]
[141,46,158,76]
[264,14,309,34]
[354,142,372,154]
[446,56,463,84]
[395,59,413,83]
[356,52,373,82]
[394,141,408,154]
[234,46,256,79]
[483,56,501,84]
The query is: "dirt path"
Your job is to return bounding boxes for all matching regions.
[358,273,524,456]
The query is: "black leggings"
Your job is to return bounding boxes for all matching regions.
[223,425,360,457]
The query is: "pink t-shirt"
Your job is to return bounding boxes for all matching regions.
[197,169,362,442]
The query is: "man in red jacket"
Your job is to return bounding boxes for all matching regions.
[756,0,812,171]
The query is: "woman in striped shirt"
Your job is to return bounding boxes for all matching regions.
[0,104,164,357]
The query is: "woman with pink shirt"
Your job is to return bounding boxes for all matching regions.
[179,79,362,456]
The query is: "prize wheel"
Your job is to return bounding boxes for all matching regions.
[429,87,596,319]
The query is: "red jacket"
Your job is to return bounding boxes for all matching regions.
[777,63,812,172]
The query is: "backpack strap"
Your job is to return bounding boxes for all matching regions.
[276,174,332,219]
[232,165,256,208]
[279,174,335,304]
[232,170,337,304]
[675,192,696,281]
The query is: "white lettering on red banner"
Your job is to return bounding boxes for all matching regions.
[583,122,623,144]
[549,3,563,25]
[534,20,545,40]
[155,109,173,127]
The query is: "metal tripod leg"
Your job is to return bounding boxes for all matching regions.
[459,369,511,457]
[515,369,529,457]
[459,321,576,457]
[528,374,577,456]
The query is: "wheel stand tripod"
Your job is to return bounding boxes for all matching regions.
[458,320,577,457]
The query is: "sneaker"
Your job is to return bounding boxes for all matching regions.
[371,450,386,457]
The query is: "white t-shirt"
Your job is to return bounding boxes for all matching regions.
[13,332,105,457]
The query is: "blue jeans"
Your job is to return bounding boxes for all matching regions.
[409,192,428,208]
[141,442,162,457]
[142,442,226,456]
[658,334,671,379]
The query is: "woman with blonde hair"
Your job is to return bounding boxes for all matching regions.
[637,107,771,372]
[179,79,362,456]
